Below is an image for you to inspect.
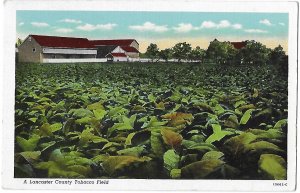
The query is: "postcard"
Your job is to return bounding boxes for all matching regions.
[2,0,298,191]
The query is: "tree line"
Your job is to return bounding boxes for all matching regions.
[144,39,287,67]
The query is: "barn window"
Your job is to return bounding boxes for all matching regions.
[32,48,36,52]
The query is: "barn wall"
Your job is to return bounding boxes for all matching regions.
[113,57,127,62]
[126,52,139,58]
[43,53,96,59]
[111,46,126,53]
[18,36,43,63]
[130,41,139,50]
[42,58,107,63]
[43,48,97,55]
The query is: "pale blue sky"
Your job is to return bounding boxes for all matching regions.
[17,11,289,52]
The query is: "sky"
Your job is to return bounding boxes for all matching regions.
[17,11,289,52]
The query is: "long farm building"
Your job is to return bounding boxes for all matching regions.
[18,35,140,63]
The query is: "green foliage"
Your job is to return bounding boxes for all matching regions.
[159,48,173,62]
[205,124,233,144]
[145,43,160,62]
[102,156,151,176]
[172,42,192,62]
[206,39,237,64]
[258,154,287,180]
[34,149,92,178]
[16,134,40,151]
[240,109,254,125]
[163,150,180,172]
[237,40,270,65]
[15,62,287,179]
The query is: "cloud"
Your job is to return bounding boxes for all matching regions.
[173,23,198,33]
[244,29,268,33]
[218,20,231,28]
[200,20,242,29]
[279,22,285,26]
[129,22,168,33]
[259,19,272,26]
[59,18,82,24]
[200,21,217,29]
[18,22,24,26]
[77,23,117,31]
[31,22,49,27]
[54,28,74,33]
[232,23,242,29]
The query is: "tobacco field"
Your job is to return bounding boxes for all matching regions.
[15,62,288,179]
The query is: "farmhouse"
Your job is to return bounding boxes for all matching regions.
[18,35,140,63]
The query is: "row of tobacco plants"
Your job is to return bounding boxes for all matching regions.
[15,62,287,179]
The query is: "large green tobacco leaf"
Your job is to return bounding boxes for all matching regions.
[224,114,239,129]
[16,151,41,164]
[107,114,137,137]
[182,139,217,155]
[224,132,284,158]
[87,102,105,111]
[34,149,92,178]
[38,123,62,137]
[150,131,165,157]
[240,109,255,125]
[93,109,107,121]
[181,159,224,178]
[258,154,286,180]
[107,106,129,120]
[193,102,214,113]
[125,130,151,146]
[117,146,145,157]
[102,155,151,176]
[273,119,287,130]
[69,108,94,118]
[79,128,108,146]
[223,132,257,157]
[141,116,167,129]
[170,169,181,179]
[163,150,180,174]
[247,128,285,140]
[205,124,233,144]
[201,151,224,161]
[244,141,284,155]
[16,134,40,151]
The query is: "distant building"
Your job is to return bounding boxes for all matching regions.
[231,41,247,49]
[90,39,139,62]
[18,35,140,63]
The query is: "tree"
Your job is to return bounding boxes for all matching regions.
[172,42,192,62]
[206,39,237,64]
[145,43,159,62]
[269,45,286,65]
[237,40,270,65]
[15,38,23,48]
[159,48,173,62]
[190,46,206,63]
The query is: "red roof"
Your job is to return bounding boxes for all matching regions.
[108,53,127,57]
[90,39,137,46]
[30,35,95,49]
[120,46,139,53]
[231,42,247,49]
